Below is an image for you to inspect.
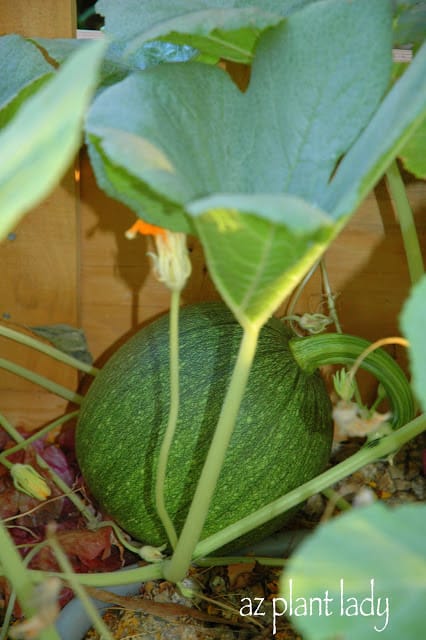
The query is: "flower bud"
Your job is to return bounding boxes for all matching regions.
[11,464,51,500]
[149,231,191,291]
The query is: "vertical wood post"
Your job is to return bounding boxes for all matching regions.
[0,1,80,429]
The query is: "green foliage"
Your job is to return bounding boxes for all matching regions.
[400,275,426,411]
[29,324,93,365]
[393,0,426,47]
[0,40,106,242]
[33,37,196,89]
[95,0,315,63]
[0,35,53,128]
[399,115,426,178]
[322,40,426,220]
[280,503,426,639]
[85,0,406,325]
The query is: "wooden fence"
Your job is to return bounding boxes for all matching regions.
[0,1,425,429]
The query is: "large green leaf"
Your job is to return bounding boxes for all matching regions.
[0,40,106,242]
[400,275,426,411]
[0,35,53,128]
[86,0,391,325]
[280,503,426,640]
[96,0,315,63]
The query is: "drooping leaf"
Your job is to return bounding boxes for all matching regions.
[189,195,333,326]
[95,0,315,63]
[281,503,426,640]
[29,324,93,365]
[398,115,426,178]
[0,35,53,128]
[86,0,392,325]
[400,275,426,411]
[0,40,106,242]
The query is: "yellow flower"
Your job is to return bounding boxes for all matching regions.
[11,464,51,500]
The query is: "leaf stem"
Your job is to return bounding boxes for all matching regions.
[385,161,424,285]
[0,324,98,376]
[0,357,83,404]
[163,322,260,583]
[155,288,180,549]
[0,411,78,460]
[27,563,164,587]
[320,259,342,333]
[193,413,426,558]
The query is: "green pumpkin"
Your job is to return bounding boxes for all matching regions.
[76,302,333,547]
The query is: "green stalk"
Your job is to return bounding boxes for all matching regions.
[289,332,415,427]
[0,540,54,640]
[155,288,180,549]
[0,358,83,404]
[163,322,261,583]
[320,259,342,333]
[385,161,424,284]
[0,324,99,376]
[0,522,61,640]
[0,521,36,616]
[196,556,287,567]
[48,532,115,640]
[27,562,164,587]
[193,413,425,558]
[0,411,78,460]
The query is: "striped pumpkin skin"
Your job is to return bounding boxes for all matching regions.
[76,302,333,547]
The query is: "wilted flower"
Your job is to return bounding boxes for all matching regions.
[126,219,191,291]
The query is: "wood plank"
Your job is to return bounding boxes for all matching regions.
[0,1,78,429]
[0,0,76,38]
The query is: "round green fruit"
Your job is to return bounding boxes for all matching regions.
[76,302,333,547]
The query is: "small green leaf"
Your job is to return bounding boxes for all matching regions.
[189,194,334,326]
[0,40,106,242]
[400,275,426,411]
[281,503,426,640]
[29,324,93,365]
[398,115,426,178]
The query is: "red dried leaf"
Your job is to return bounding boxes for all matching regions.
[57,527,113,562]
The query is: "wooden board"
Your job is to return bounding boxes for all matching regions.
[0,0,76,38]
[0,1,78,430]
